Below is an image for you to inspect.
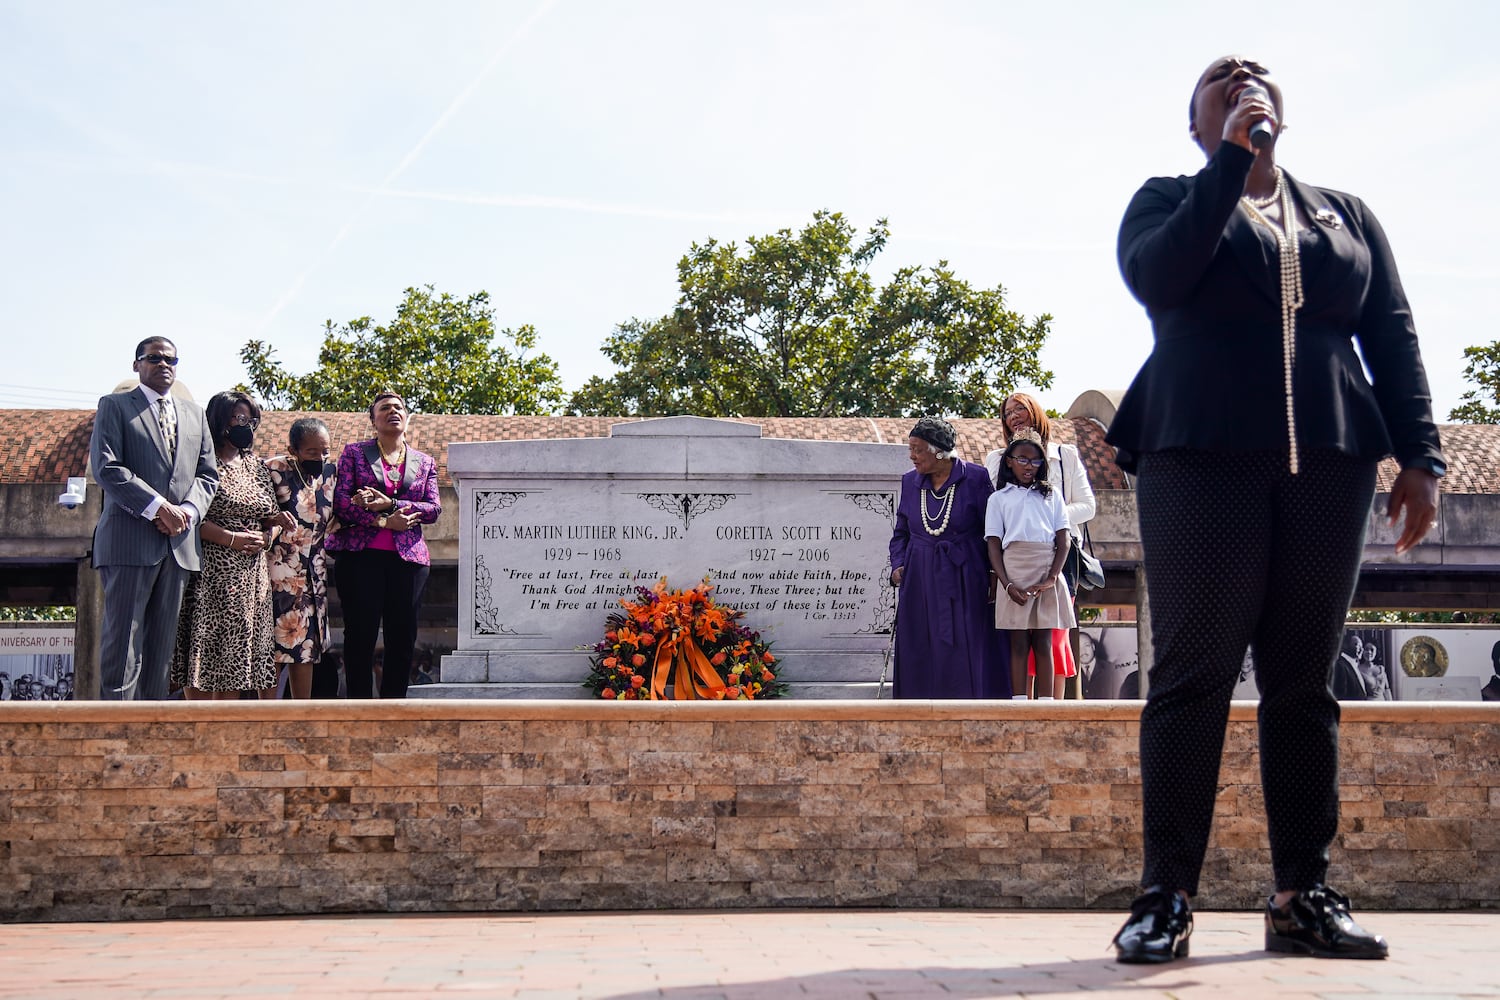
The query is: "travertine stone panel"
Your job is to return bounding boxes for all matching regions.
[0,701,1495,921]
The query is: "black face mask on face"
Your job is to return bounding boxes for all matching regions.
[298,459,325,479]
[227,425,255,450]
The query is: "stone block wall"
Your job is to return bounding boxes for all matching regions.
[0,701,1496,921]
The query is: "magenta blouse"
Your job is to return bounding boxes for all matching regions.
[327,439,442,565]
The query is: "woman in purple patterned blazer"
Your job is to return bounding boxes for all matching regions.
[326,391,442,699]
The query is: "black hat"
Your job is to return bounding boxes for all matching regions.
[909,416,956,453]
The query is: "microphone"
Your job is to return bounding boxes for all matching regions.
[1239,84,1276,149]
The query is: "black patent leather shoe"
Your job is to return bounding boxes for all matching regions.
[1265,886,1389,959]
[1112,887,1192,963]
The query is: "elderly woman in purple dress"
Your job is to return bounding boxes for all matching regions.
[888,417,1009,698]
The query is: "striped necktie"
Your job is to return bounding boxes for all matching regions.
[157,398,177,458]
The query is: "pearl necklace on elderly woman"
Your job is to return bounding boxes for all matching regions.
[921,472,957,537]
[1239,166,1305,475]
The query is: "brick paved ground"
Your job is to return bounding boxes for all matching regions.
[0,908,1495,999]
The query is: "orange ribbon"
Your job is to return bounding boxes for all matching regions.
[649,628,727,700]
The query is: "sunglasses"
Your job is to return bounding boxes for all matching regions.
[137,353,179,366]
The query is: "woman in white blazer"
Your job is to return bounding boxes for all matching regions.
[984,394,1095,549]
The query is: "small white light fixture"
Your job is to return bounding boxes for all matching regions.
[58,477,87,509]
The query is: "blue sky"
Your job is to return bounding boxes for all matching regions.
[2,0,1496,422]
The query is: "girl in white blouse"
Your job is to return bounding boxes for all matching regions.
[984,434,1075,699]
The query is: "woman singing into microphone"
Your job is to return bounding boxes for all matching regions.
[1106,56,1445,963]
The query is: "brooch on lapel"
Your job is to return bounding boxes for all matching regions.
[1313,207,1343,230]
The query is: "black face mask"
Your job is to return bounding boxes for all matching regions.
[298,459,325,479]
[226,425,255,450]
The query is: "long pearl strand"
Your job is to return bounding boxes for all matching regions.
[1240,167,1305,475]
[921,480,956,536]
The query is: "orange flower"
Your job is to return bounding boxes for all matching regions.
[589,577,783,700]
[694,606,728,642]
[602,688,617,699]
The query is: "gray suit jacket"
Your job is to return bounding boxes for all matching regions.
[89,388,218,571]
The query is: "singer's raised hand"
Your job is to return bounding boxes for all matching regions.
[1223,85,1276,152]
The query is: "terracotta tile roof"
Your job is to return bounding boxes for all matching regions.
[0,410,96,487]
[2,408,1494,495]
[1418,422,1500,495]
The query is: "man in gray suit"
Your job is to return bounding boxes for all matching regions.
[89,337,218,699]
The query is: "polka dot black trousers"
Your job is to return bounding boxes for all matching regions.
[1135,448,1377,896]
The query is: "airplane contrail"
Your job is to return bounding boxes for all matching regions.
[254,0,560,336]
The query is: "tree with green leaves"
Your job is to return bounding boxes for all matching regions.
[241,285,565,414]
[564,315,723,417]
[1449,341,1500,424]
[0,607,75,621]
[568,211,1052,417]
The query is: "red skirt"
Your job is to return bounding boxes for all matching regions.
[1026,629,1077,677]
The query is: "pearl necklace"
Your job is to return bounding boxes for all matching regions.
[1240,166,1305,475]
[921,476,957,537]
[1242,166,1283,208]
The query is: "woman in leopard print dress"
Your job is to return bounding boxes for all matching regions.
[171,391,292,698]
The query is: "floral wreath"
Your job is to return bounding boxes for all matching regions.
[582,577,786,700]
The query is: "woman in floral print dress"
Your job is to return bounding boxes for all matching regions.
[265,417,337,699]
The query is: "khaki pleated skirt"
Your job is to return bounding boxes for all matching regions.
[994,540,1077,630]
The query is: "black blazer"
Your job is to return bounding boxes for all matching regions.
[1331,652,1368,701]
[1106,142,1444,476]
